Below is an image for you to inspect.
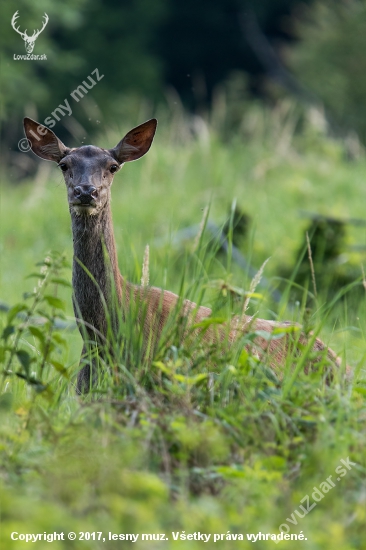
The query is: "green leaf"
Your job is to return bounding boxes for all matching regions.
[237,349,249,367]
[42,296,66,311]
[272,325,301,335]
[50,277,72,287]
[174,373,208,385]
[153,361,171,374]
[16,350,33,373]
[28,326,46,345]
[52,333,67,346]
[191,317,226,330]
[244,292,263,300]
[1,325,15,341]
[7,303,28,324]
[50,360,69,377]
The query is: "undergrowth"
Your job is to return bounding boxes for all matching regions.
[1,242,365,549]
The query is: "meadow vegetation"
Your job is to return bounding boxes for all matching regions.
[1,100,366,549]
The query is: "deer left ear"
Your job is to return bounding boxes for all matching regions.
[110,119,157,163]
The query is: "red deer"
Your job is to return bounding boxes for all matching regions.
[23,117,349,393]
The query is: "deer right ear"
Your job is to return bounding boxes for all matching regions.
[23,117,69,162]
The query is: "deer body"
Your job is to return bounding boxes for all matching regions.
[24,117,347,393]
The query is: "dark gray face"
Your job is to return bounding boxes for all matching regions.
[58,146,121,216]
[23,116,157,216]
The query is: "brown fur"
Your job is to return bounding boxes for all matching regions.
[23,117,350,393]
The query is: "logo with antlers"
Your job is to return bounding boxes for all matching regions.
[11,11,48,54]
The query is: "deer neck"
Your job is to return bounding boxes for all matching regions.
[71,204,127,338]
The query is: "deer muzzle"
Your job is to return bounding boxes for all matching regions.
[73,185,98,206]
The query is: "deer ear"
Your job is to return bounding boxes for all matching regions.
[23,117,69,162]
[110,119,157,163]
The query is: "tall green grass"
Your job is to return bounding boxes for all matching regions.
[1,100,366,549]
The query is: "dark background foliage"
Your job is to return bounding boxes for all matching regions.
[4,0,366,151]
[1,0,310,140]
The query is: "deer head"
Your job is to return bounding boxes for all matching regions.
[11,11,48,53]
[23,117,158,216]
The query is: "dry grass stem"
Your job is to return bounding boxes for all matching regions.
[306,231,317,298]
[141,244,150,287]
[242,257,270,315]
[192,205,209,253]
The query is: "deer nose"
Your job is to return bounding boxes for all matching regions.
[74,186,98,204]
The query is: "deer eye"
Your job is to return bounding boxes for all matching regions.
[59,163,68,172]
[110,164,119,174]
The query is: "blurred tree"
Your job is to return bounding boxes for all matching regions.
[1,0,87,122]
[62,0,166,109]
[1,0,317,164]
[1,0,89,175]
[287,0,366,143]
[1,0,313,127]
[1,0,166,146]
[156,0,312,106]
